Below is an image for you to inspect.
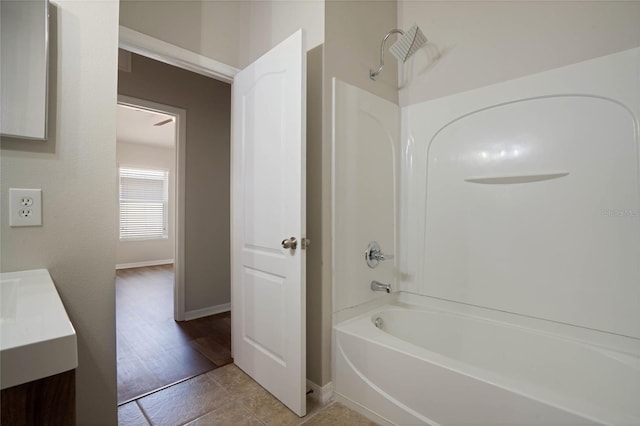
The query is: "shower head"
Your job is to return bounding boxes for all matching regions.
[389,24,427,63]
[370,24,428,81]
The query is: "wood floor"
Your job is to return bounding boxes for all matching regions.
[116,265,232,404]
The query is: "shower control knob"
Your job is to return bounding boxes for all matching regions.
[365,241,394,268]
[281,237,297,250]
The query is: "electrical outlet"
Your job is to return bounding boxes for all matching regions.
[10,188,42,227]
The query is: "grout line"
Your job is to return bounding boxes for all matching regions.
[134,400,154,426]
[118,368,215,406]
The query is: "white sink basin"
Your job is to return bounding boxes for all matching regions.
[0,269,77,389]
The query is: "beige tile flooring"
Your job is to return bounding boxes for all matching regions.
[118,363,376,426]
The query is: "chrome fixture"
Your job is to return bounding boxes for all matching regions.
[365,241,394,269]
[371,280,391,293]
[374,317,384,329]
[370,24,428,80]
[281,236,297,250]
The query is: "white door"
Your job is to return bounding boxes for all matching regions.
[231,30,307,416]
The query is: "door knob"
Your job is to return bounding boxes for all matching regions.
[281,237,297,250]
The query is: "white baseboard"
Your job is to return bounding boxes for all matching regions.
[184,303,230,320]
[332,393,394,426]
[116,259,174,270]
[306,380,333,405]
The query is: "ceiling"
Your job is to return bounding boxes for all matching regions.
[116,104,176,148]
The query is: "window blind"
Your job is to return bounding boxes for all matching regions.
[119,167,169,240]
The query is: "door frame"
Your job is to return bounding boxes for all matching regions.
[119,26,239,83]
[117,95,187,321]
[118,26,239,321]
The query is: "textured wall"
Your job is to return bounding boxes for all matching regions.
[0,0,120,423]
[118,53,231,312]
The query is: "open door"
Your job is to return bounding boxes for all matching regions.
[231,30,307,416]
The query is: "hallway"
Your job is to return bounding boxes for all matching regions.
[116,265,232,404]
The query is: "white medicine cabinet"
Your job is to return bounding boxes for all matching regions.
[1,0,50,140]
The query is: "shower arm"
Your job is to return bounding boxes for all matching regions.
[370,29,405,81]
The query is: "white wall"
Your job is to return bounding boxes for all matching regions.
[398,1,640,106]
[116,141,175,267]
[0,0,119,423]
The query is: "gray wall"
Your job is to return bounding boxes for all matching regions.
[119,0,324,70]
[398,1,640,106]
[1,1,119,423]
[118,53,231,312]
[305,45,324,387]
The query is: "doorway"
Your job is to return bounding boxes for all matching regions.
[115,57,233,404]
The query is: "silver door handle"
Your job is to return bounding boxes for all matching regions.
[282,237,297,250]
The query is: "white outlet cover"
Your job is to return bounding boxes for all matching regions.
[10,188,42,227]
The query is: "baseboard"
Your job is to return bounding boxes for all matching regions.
[184,303,230,320]
[332,393,395,426]
[116,259,174,270]
[306,380,333,405]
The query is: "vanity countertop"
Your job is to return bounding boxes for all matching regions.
[1,269,77,389]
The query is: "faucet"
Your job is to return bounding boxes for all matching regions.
[365,241,394,269]
[371,280,391,293]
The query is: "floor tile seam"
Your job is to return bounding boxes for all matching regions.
[134,400,154,426]
[181,399,258,426]
[118,370,215,406]
[174,380,236,426]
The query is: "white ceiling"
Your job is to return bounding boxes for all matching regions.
[116,104,176,148]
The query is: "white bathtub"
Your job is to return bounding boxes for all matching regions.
[333,293,640,425]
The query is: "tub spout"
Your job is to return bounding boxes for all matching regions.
[371,280,391,293]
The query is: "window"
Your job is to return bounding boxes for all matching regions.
[119,167,169,240]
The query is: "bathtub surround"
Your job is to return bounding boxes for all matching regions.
[332,79,400,313]
[332,48,640,424]
[402,48,640,339]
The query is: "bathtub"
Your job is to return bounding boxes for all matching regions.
[333,293,640,425]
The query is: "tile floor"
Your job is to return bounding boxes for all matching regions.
[118,363,376,426]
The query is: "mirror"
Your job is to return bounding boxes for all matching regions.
[1,0,49,140]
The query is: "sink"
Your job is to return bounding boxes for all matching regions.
[0,269,77,389]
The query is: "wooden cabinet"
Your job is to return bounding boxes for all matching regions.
[1,369,75,425]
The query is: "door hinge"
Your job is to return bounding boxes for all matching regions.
[302,237,311,250]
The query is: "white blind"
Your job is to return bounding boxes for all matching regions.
[119,167,169,240]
